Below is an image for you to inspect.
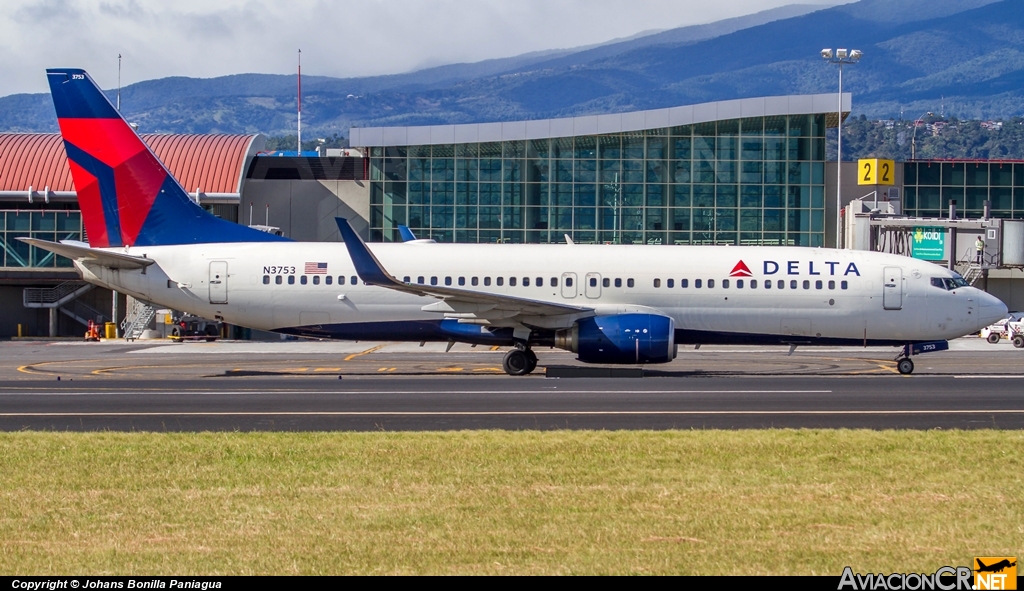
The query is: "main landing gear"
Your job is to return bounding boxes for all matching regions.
[896,357,915,375]
[502,344,538,376]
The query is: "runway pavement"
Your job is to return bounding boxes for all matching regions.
[2,337,1023,430]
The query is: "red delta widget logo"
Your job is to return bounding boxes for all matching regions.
[731,259,861,277]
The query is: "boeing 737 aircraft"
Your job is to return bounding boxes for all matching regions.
[25,69,1008,375]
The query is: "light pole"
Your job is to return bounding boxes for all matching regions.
[821,48,862,248]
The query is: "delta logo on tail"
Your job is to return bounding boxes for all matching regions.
[729,261,753,277]
[46,68,286,248]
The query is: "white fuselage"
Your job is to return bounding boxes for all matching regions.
[74,241,1007,346]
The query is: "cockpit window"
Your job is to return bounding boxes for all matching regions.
[931,276,970,291]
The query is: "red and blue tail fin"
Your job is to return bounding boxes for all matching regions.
[47,68,288,247]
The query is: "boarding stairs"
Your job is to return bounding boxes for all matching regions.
[120,299,157,341]
[59,299,109,328]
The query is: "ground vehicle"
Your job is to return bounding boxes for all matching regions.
[980,312,1024,346]
[169,315,222,342]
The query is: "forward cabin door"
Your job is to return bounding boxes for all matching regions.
[882,266,902,310]
[209,261,228,304]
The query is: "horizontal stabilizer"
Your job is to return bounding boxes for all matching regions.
[18,238,154,269]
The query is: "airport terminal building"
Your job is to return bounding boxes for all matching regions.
[350,94,846,248]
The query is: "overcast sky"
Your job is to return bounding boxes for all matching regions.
[0,0,843,96]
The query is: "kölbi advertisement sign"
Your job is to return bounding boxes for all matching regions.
[912,227,946,260]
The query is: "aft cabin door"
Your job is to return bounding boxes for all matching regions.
[209,261,228,304]
[882,266,902,310]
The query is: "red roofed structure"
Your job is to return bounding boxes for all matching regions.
[0,133,263,200]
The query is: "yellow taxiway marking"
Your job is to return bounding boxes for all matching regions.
[472,367,504,372]
[490,346,501,351]
[280,368,309,373]
[313,367,342,372]
[344,345,385,361]
[377,367,397,372]
[436,367,464,372]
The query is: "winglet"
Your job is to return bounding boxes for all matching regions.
[397,225,417,242]
[336,218,401,287]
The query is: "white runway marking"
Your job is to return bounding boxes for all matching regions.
[2,409,1023,417]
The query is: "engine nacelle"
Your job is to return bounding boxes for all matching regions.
[554,314,677,364]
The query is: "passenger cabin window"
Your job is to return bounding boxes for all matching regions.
[828,280,835,289]
[509,277,517,287]
[472,277,479,286]
[667,279,674,288]
[695,279,702,288]
[484,277,491,286]
[708,279,715,288]
[351,276,358,285]
[736,280,743,288]
[815,280,822,289]
[803,280,810,289]
[403,276,410,283]
[590,277,598,287]
[790,280,798,289]
[523,277,530,287]
[615,278,622,288]
[841,281,849,290]
[764,280,770,289]
[777,280,784,289]
[313,276,320,285]
[263,275,270,284]
[445,277,452,286]
[653,279,661,288]
[340,276,347,285]
[627,278,635,288]
[750,280,757,288]
[722,279,729,289]
[565,277,573,287]
[431,276,438,286]
[300,276,308,285]
[536,277,543,287]
[551,277,558,287]
[458,277,465,286]
[497,277,504,286]
[681,279,688,288]
[276,276,283,285]
[288,276,295,285]
[326,276,333,285]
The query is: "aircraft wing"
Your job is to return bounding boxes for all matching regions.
[335,218,591,319]
[18,238,154,270]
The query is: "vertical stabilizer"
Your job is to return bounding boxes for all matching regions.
[46,68,288,247]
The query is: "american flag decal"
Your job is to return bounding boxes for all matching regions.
[305,262,328,274]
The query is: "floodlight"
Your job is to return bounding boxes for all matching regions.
[849,49,863,61]
[821,48,833,59]
[837,48,848,59]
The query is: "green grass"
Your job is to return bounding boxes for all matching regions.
[1,430,1022,575]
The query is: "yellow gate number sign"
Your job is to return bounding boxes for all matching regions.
[858,158,895,185]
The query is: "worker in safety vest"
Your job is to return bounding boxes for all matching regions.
[976,235,985,265]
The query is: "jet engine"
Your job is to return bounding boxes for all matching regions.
[554,314,677,364]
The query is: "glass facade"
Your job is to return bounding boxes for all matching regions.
[367,115,827,246]
[0,210,82,268]
[903,161,1024,219]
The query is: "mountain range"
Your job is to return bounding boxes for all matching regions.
[1,0,1020,137]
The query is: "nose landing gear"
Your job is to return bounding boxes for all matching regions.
[894,341,949,375]
[502,345,538,376]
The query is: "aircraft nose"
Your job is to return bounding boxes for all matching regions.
[978,291,1009,325]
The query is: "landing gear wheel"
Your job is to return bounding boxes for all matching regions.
[502,349,532,376]
[897,358,915,375]
[524,349,538,374]
[987,333,1001,344]
[1014,335,1024,349]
